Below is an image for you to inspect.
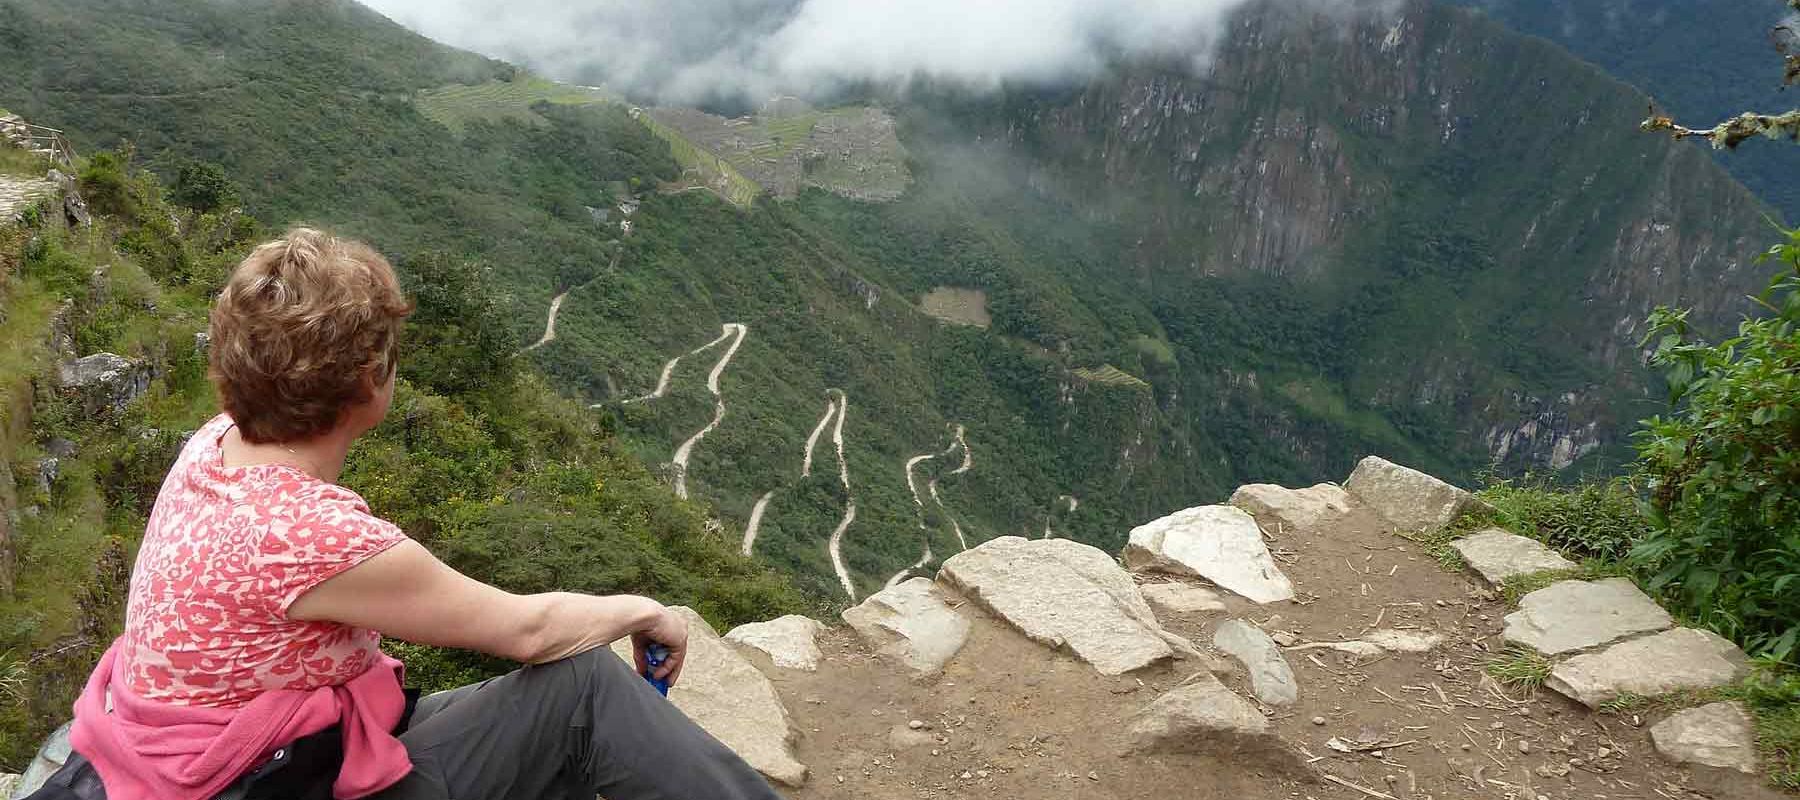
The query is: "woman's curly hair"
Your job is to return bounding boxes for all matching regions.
[209,228,413,443]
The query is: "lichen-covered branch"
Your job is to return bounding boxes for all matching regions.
[1642,108,1800,150]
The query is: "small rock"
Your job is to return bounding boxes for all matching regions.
[1087,770,1100,781]
[1122,673,1313,777]
[908,719,925,730]
[1212,619,1299,706]
[1517,740,1532,754]
[960,771,973,780]
[1451,529,1577,586]
[941,537,1173,675]
[976,769,990,778]
[888,724,936,750]
[841,577,970,676]
[723,615,826,672]
[1122,505,1295,604]
[1311,716,1327,726]
[1502,578,1673,656]
[1139,582,1227,615]
[1547,627,1750,708]
[1270,631,1302,647]
[1343,456,1475,532]
[1650,702,1758,774]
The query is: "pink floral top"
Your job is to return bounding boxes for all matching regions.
[119,414,407,708]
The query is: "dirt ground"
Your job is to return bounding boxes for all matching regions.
[748,502,1785,800]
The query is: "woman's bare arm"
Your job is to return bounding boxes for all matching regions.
[287,540,689,683]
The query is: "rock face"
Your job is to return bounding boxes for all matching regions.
[1228,483,1352,533]
[1211,619,1298,706]
[724,615,825,672]
[1124,674,1311,776]
[1547,628,1750,708]
[610,607,806,787]
[939,537,1173,675]
[15,721,72,799]
[1502,578,1673,656]
[1343,456,1473,532]
[1139,582,1227,615]
[58,352,149,413]
[1451,529,1577,586]
[1650,702,1759,774]
[1122,505,1295,604]
[841,577,971,676]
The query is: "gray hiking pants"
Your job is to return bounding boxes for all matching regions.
[373,647,782,800]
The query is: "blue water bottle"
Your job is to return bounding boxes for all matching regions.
[643,643,672,696]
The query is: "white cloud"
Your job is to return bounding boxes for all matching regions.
[364,0,1364,104]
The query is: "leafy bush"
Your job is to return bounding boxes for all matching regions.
[1632,228,1800,660]
[1480,478,1650,560]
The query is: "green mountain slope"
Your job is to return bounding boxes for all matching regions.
[1448,0,1800,221]
[0,0,1774,609]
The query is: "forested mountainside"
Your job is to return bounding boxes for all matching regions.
[1449,0,1800,221]
[0,0,1773,609]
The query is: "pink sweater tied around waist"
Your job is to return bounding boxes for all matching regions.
[69,639,413,800]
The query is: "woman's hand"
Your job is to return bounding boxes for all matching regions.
[631,605,689,686]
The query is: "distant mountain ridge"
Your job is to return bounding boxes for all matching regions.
[0,0,1775,604]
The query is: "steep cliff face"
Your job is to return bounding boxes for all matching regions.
[902,0,1771,476]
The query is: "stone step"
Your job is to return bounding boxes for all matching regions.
[1450,529,1577,586]
[1502,578,1672,656]
[1546,627,1749,708]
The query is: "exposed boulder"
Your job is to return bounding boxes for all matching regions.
[610,607,807,787]
[59,352,149,414]
[1123,674,1313,777]
[1343,456,1474,532]
[14,721,71,799]
[1649,702,1758,774]
[724,615,825,672]
[1122,505,1294,604]
[1228,483,1352,533]
[841,577,969,676]
[1450,529,1577,586]
[1547,628,1750,708]
[1211,619,1298,706]
[1502,578,1673,656]
[1139,582,1227,616]
[939,536,1173,675]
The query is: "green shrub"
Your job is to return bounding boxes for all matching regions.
[1480,479,1650,560]
[1631,227,1800,660]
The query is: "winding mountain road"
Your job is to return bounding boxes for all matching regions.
[741,395,842,558]
[741,490,776,556]
[822,390,858,600]
[523,291,569,352]
[670,323,748,500]
[619,325,737,406]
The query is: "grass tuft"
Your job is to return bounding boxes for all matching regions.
[1486,645,1554,691]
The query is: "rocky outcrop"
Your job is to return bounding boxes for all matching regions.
[1546,628,1750,709]
[939,536,1174,675]
[1124,674,1313,777]
[840,577,970,676]
[1212,620,1298,707]
[59,353,149,414]
[724,615,825,672]
[1122,505,1295,604]
[13,721,71,799]
[1502,578,1672,656]
[1450,529,1577,586]
[1344,456,1474,533]
[1228,483,1351,533]
[1650,702,1759,774]
[609,607,806,787]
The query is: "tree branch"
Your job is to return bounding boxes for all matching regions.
[1642,107,1800,149]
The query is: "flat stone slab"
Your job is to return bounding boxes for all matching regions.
[612,607,806,786]
[1547,627,1750,708]
[1451,529,1576,586]
[1212,619,1298,706]
[724,615,825,672]
[841,577,970,676]
[1503,578,1673,656]
[1123,674,1312,777]
[1229,482,1352,533]
[1651,702,1758,774]
[1139,582,1227,615]
[940,536,1173,675]
[1344,456,1473,532]
[1122,505,1295,604]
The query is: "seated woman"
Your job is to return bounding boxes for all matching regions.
[35,229,781,800]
